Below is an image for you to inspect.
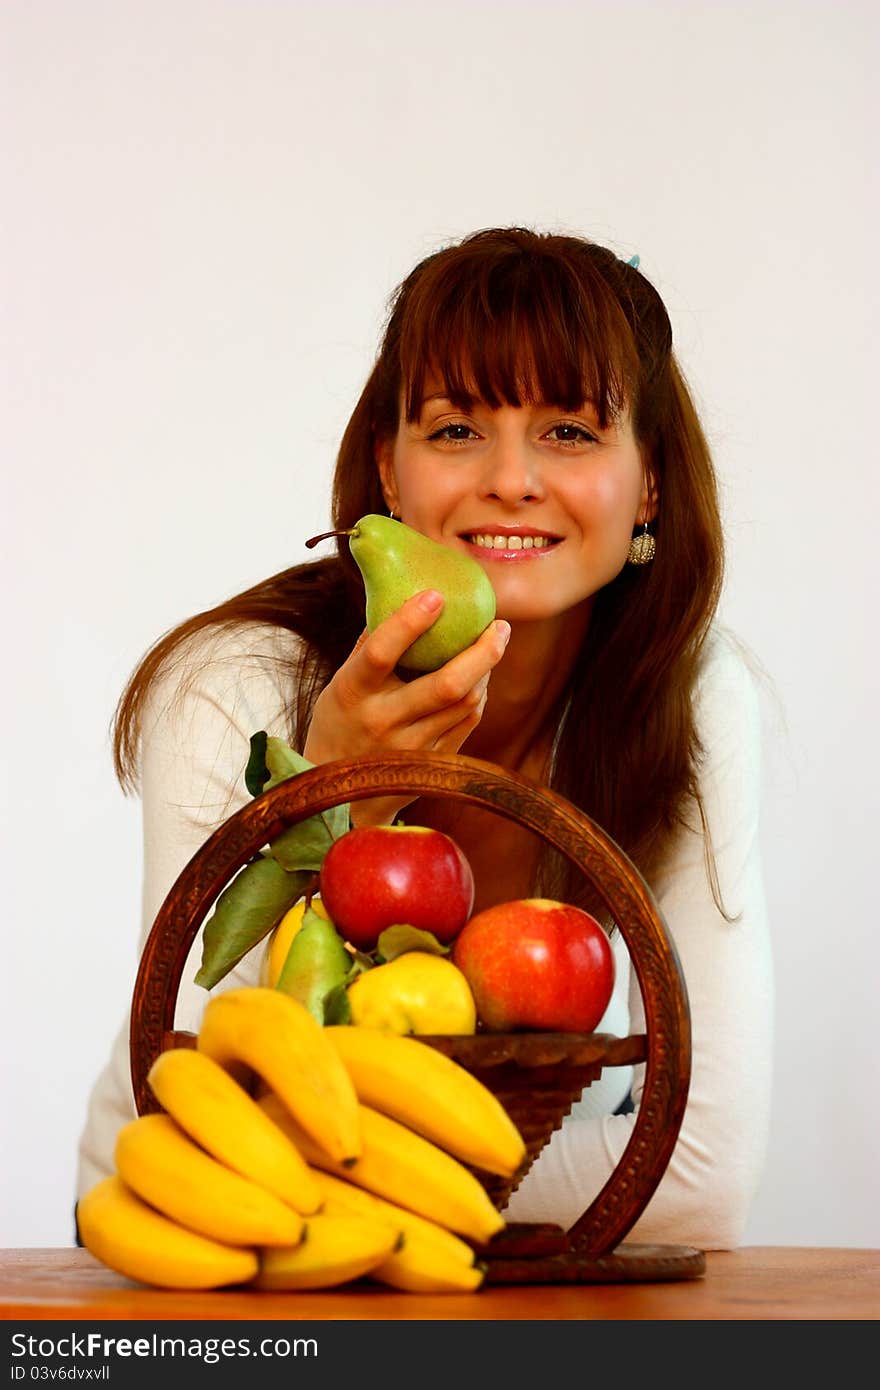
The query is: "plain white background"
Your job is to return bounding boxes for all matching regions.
[3,1,878,1250]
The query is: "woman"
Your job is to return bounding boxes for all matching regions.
[76,227,772,1249]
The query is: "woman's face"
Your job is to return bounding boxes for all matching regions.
[376,387,655,626]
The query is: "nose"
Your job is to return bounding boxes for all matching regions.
[476,429,545,506]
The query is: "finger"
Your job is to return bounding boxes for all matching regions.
[431,699,488,754]
[405,677,490,745]
[345,591,446,694]
[391,618,511,721]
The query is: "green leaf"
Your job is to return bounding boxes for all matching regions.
[246,731,317,797]
[263,736,315,791]
[322,952,372,1025]
[244,731,270,797]
[245,733,350,872]
[275,906,352,1024]
[263,740,350,842]
[375,924,451,963]
[269,809,346,873]
[322,982,353,1026]
[194,856,311,990]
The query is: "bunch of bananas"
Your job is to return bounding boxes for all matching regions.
[77,987,527,1293]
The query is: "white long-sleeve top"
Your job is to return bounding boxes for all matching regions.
[76,621,773,1251]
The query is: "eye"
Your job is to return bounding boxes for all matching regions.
[544,422,598,447]
[427,423,480,444]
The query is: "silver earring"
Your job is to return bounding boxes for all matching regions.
[627,522,656,565]
[388,507,398,521]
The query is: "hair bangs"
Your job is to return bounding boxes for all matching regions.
[398,246,638,427]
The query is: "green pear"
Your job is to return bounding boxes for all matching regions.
[307,514,497,672]
[275,904,352,1024]
[352,515,497,671]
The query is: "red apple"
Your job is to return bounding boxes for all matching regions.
[452,898,615,1033]
[318,825,475,951]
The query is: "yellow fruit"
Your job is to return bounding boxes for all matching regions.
[262,896,330,987]
[196,986,362,1163]
[77,1176,258,1290]
[325,1026,526,1177]
[260,1093,505,1245]
[311,1169,476,1267]
[371,1232,486,1293]
[347,952,477,1034]
[147,1047,323,1214]
[115,1114,305,1247]
[254,1213,400,1290]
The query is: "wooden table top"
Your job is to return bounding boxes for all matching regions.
[1,1246,878,1321]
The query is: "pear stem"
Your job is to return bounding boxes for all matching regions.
[304,527,357,549]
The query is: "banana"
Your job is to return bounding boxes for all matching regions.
[325,1025,526,1177]
[77,1176,258,1290]
[312,1170,476,1267]
[371,1232,486,1293]
[254,1213,401,1290]
[115,1114,305,1247]
[260,1093,505,1245]
[148,1047,322,1214]
[311,1187,484,1293]
[196,987,361,1163]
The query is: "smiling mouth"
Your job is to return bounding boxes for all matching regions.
[461,531,562,551]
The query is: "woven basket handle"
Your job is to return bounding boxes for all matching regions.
[130,750,691,1258]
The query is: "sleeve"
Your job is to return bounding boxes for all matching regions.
[137,626,302,1030]
[500,629,774,1250]
[75,625,302,1199]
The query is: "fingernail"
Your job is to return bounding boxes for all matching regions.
[495,620,511,648]
[418,589,444,612]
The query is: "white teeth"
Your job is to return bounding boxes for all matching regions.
[468,533,552,548]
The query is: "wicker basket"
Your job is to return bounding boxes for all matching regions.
[130,750,704,1283]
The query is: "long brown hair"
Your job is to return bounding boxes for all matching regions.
[113,228,725,910]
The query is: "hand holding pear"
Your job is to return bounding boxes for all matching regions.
[306,514,497,672]
[302,517,510,826]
